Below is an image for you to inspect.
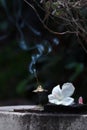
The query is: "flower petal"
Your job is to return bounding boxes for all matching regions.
[48,94,55,100]
[52,85,62,99]
[62,83,75,98]
[62,97,74,106]
[48,94,62,105]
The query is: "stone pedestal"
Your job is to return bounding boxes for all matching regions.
[0,105,87,130]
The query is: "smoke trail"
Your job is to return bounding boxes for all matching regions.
[29,41,52,76]
[52,37,59,45]
[17,26,59,78]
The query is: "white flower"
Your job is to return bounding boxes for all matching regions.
[48,83,75,106]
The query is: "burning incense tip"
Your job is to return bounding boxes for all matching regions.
[33,85,47,92]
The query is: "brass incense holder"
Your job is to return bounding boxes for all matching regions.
[33,85,48,105]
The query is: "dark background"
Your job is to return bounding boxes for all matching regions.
[0,0,87,105]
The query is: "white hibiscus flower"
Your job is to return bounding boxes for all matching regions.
[48,83,75,106]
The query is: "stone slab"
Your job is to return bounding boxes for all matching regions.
[0,105,87,130]
[0,105,44,112]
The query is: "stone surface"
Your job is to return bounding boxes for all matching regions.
[0,105,87,130]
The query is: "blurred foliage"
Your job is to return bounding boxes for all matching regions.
[0,0,87,103]
[0,41,31,99]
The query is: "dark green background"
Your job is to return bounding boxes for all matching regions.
[0,0,87,104]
